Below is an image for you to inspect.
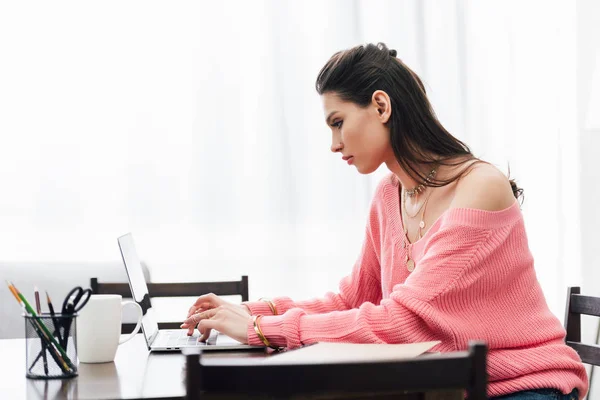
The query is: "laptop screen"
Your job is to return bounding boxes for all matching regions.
[117,233,159,344]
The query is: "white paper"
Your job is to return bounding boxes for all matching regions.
[263,341,441,365]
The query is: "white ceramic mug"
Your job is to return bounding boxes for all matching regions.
[76,294,143,363]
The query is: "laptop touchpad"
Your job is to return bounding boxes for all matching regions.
[214,333,242,346]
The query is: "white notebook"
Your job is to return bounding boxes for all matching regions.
[263,341,441,365]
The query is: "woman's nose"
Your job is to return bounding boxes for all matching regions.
[331,141,343,153]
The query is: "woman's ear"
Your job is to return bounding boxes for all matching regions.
[371,90,391,124]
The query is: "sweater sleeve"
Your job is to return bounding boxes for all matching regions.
[247,220,495,349]
[243,183,386,317]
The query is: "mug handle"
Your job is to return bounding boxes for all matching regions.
[118,300,143,345]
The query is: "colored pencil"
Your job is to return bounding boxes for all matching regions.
[6,281,74,372]
[33,286,49,375]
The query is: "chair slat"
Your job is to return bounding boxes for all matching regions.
[93,282,132,297]
[564,285,600,391]
[570,294,600,317]
[184,342,487,399]
[122,322,183,334]
[147,281,244,298]
[91,276,250,334]
[91,277,249,301]
[566,341,600,366]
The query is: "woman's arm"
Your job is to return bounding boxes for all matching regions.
[246,171,521,348]
[246,220,500,349]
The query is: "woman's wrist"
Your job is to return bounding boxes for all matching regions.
[259,298,278,315]
[242,299,278,316]
[246,314,288,349]
[252,315,276,348]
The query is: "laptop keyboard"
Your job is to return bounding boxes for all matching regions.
[166,331,205,347]
[164,330,218,347]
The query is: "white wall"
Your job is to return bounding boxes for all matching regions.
[577,0,600,396]
[578,3,600,290]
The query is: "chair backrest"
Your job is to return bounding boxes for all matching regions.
[564,286,600,366]
[91,276,249,332]
[184,341,488,400]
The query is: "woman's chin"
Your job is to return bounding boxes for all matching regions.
[355,163,377,175]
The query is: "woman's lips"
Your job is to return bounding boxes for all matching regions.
[346,156,354,165]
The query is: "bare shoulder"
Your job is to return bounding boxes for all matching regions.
[450,162,516,211]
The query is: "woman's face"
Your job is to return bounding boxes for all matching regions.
[322,92,394,174]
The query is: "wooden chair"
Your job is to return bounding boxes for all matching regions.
[564,286,600,395]
[564,286,600,365]
[183,341,487,400]
[91,276,249,333]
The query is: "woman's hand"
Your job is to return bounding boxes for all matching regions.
[181,303,252,343]
[181,293,252,342]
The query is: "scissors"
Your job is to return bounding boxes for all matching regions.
[31,286,93,367]
[61,286,92,315]
[59,286,92,348]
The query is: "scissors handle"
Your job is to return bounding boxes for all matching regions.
[62,287,92,314]
[73,289,92,313]
[61,287,79,313]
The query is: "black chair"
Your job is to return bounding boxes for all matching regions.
[564,286,600,364]
[91,275,249,333]
[183,341,487,400]
[564,286,600,395]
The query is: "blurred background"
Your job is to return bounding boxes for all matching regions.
[0,0,599,341]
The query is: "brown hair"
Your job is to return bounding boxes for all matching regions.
[315,42,523,201]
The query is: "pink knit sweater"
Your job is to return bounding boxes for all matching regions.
[244,175,588,397]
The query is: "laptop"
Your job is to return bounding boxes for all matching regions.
[117,233,263,352]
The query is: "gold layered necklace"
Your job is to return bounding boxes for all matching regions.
[404,167,437,197]
[401,167,436,272]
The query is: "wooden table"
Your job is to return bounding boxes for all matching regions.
[0,334,266,400]
[0,335,464,400]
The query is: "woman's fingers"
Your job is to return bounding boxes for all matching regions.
[198,319,219,341]
[185,307,219,325]
[181,306,221,335]
[187,302,211,318]
[181,306,251,344]
[186,293,223,318]
[181,302,251,342]
[199,327,212,342]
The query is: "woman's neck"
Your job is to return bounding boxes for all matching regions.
[386,155,475,192]
[386,160,432,192]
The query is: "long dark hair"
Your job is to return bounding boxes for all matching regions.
[315,42,523,201]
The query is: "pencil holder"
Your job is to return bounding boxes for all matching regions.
[24,313,78,379]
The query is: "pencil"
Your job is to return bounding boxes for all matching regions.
[34,286,49,375]
[6,280,20,303]
[46,291,56,316]
[46,291,63,349]
[46,291,60,333]
[15,285,74,369]
[6,282,74,372]
[6,281,68,373]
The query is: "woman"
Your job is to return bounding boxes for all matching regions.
[181,43,587,398]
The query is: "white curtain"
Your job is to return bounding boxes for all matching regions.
[0,0,581,319]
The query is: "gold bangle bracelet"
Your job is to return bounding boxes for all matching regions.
[259,298,278,315]
[253,315,275,349]
[266,300,278,316]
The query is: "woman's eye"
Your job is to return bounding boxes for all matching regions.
[331,120,343,129]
